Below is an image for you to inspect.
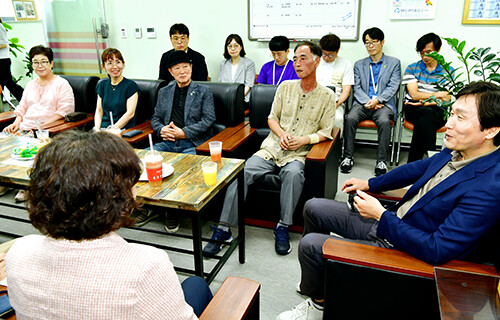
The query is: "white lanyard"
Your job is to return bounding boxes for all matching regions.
[273,60,288,85]
[369,64,379,96]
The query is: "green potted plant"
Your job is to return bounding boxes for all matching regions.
[1,21,33,83]
[425,37,500,116]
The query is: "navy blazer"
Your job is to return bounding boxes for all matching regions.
[353,54,401,114]
[369,148,500,265]
[151,81,215,146]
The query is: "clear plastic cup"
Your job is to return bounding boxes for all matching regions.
[209,141,222,162]
[201,161,217,186]
[36,129,50,145]
[144,150,163,187]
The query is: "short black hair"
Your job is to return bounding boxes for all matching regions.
[269,36,290,51]
[223,34,246,60]
[28,130,142,240]
[416,32,442,52]
[170,23,189,37]
[456,81,500,146]
[319,34,341,52]
[29,45,53,62]
[294,41,322,58]
[362,27,384,43]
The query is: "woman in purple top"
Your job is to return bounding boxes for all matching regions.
[256,35,299,85]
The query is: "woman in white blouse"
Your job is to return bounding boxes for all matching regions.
[218,34,256,105]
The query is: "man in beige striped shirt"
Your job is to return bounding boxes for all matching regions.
[204,41,336,257]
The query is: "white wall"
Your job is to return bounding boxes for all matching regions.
[9,0,500,84]
[103,0,500,81]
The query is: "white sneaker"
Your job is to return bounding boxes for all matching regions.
[15,190,27,203]
[276,299,323,320]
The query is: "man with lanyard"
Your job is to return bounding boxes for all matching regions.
[256,35,299,85]
[341,27,401,176]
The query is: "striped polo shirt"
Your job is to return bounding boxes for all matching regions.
[402,60,452,103]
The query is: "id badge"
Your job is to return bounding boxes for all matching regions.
[372,95,377,100]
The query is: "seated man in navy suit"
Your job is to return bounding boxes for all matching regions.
[147,50,215,233]
[151,50,215,155]
[277,81,500,320]
[341,27,401,176]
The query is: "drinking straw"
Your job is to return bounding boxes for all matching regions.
[109,111,114,126]
[148,133,154,151]
[35,120,42,133]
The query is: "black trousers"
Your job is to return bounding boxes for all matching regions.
[404,104,446,163]
[0,58,24,102]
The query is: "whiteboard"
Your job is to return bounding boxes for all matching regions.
[248,0,361,41]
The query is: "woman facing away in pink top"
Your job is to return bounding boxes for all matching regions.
[4,130,212,320]
[3,45,74,133]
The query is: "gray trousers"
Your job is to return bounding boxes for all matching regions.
[344,103,394,162]
[220,155,305,226]
[298,198,391,300]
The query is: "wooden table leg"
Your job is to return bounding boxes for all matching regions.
[237,170,245,264]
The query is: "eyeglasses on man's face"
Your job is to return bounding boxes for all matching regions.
[32,60,50,67]
[171,36,188,42]
[364,40,380,47]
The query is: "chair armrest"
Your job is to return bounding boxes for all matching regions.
[122,121,155,144]
[306,128,340,162]
[47,114,95,134]
[200,276,261,320]
[304,128,342,200]
[322,238,498,279]
[196,122,256,156]
[0,111,15,125]
[197,122,249,154]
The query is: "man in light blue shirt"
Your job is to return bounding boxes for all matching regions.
[341,27,401,176]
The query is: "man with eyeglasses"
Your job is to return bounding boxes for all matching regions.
[342,27,401,176]
[316,33,354,132]
[403,33,452,163]
[256,35,299,85]
[158,23,209,84]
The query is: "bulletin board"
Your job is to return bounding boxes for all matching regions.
[248,0,361,41]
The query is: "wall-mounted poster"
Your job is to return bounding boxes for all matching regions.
[12,0,38,21]
[463,0,500,24]
[390,0,436,20]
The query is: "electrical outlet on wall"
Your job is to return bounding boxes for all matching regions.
[120,27,127,39]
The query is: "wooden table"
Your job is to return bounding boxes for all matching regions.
[0,135,246,283]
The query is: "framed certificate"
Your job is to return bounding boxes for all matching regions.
[12,0,38,21]
[463,0,500,24]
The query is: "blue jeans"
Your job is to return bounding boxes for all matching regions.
[181,276,213,316]
[152,139,197,154]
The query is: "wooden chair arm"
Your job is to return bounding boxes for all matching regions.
[47,114,95,134]
[122,121,155,144]
[306,128,340,162]
[200,276,261,320]
[196,122,255,154]
[0,111,16,125]
[322,238,498,279]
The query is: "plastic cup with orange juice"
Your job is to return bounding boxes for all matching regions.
[145,150,163,188]
[201,161,217,186]
[209,141,222,162]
